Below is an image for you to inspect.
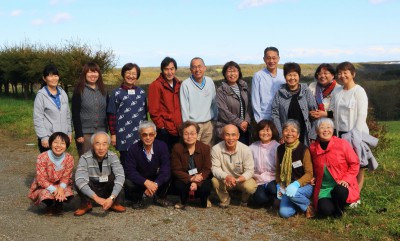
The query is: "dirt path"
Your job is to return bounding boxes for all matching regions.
[0,133,307,241]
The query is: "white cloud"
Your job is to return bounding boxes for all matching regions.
[239,0,289,8]
[369,0,389,4]
[49,0,74,5]
[10,9,22,17]
[32,19,45,26]
[52,12,72,23]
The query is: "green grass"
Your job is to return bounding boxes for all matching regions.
[0,95,399,240]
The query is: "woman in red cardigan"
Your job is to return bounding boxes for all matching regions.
[309,118,360,217]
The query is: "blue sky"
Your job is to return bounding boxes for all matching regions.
[1,0,399,67]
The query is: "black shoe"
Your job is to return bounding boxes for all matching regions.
[132,199,147,209]
[153,196,172,207]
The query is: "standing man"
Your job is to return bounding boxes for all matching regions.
[124,121,172,209]
[251,47,286,123]
[148,57,182,151]
[74,131,126,216]
[211,124,257,208]
[180,57,217,146]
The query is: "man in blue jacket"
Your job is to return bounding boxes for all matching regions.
[124,121,172,209]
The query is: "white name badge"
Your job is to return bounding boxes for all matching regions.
[128,89,135,95]
[99,176,109,182]
[292,160,303,168]
[188,168,198,176]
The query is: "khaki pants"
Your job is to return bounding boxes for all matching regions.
[197,121,214,146]
[212,177,257,203]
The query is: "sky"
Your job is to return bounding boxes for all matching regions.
[1,0,399,67]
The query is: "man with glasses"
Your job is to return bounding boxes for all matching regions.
[124,121,172,209]
[251,47,285,123]
[180,57,217,146]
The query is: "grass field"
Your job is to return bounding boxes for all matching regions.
[0,96,399,240]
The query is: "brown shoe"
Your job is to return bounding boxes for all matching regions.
[306,205,315,219]
[110,203,126,212]
[74,202,92,216]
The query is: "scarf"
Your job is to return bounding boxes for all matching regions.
[280,139,300,186]
[315,80,337,111]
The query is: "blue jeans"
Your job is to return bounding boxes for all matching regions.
[279,184,313,218]
[253,181,277,206]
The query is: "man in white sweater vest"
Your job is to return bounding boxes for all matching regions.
[211,124,257,208]
[180,57,217,146]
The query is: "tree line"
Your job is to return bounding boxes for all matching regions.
[0,41,115,99]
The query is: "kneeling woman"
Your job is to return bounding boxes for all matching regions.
[310,118,360,217]
[28,132,74,215]
[171,121,212,209]
[276,120,314,218]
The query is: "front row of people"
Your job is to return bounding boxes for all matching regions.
[28,118,360,219]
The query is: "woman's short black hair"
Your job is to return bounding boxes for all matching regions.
[283,62,301,77]
[121,63,141,79]
[42,64,59,77]
[253,119,279,142]
[48,132,70,149]
[222,61,243,80]
[314,63,336,79]
[160,57,177,71]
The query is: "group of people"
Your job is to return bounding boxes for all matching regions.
[29,46,378,219]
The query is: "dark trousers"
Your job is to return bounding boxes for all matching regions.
[317,184,349,217]
[119,151,128,168]
[253,181,277,206]
[124,178,170,201]
[172,178,212,207]
[156,129,180,152]
[38,138,50,153]
[76,174,121,204]
[238,129,250,146]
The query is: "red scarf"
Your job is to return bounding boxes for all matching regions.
[316,80,337,111]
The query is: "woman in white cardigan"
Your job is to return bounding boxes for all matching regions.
[329,61,368,191]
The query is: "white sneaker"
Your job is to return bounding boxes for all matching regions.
[349,200,361,208]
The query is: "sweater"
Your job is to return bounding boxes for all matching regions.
[180,76,217,123]
[249,140,279,185]
[310,136,360,209]
[33,86,72,141]
[211,141,254,180]
[71,85,108,138]
[75,150,125,198]
[124,140,171,187]
[148,74,182,136]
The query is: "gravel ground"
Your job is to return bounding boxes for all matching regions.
[0,133,310,241]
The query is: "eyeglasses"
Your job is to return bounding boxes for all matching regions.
[183,132,197,137]
[264,57,278,61]
[190,65,204,70]
[226,69,238,74]
[125,71,137,77]
[319,126,333,130]
[141,132,156,138]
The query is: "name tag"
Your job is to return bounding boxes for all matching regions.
[128,89,135,95]
[292,160,303,168]
[188,168,198,176]
[99,176,108,182]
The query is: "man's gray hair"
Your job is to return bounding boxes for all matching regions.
[315,118,334,131]
[190,57,205,67]
[282,119,301,134]
[90,131,111,144]
[139,121,157,133]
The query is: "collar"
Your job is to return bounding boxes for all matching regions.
[190,75,206,89]
[44,86,60,97]
[120,84,137,90]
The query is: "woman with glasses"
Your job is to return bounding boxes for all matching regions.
[215,61,252,145]
[171,121,212,209]
[107,63,147,166]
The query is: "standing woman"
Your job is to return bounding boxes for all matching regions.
[309,63,341,120]
[107,63,147,166]
[215,61,252,145]
[250,120,280,207]
[329,61,369,190]
[271,62,317,146]
[72,62,108,157]
[33,64,72,153]
[28,132,75,215]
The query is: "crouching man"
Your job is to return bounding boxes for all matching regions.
[74,131,126,216]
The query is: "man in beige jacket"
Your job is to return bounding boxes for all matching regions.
[211,124,257,208]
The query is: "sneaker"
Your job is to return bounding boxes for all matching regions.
[219,196,231,208]
[305,205,315,219]
[206,199,212,208]
[174,201,186,210]
[53,203,64,216]
[45,206,55,216]
[153,197,172,207]
[349,200,361,209]
[240,201,248,207]
[74,202,93,216]
[110,203,126,212]
[132,199,147,209]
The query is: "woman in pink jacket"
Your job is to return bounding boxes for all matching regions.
[309,118,360,217]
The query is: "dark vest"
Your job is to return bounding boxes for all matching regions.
[277,143,307,182]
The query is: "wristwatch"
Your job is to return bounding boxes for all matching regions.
[109,195,115,201]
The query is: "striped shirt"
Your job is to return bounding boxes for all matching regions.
[230,84,244,120]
